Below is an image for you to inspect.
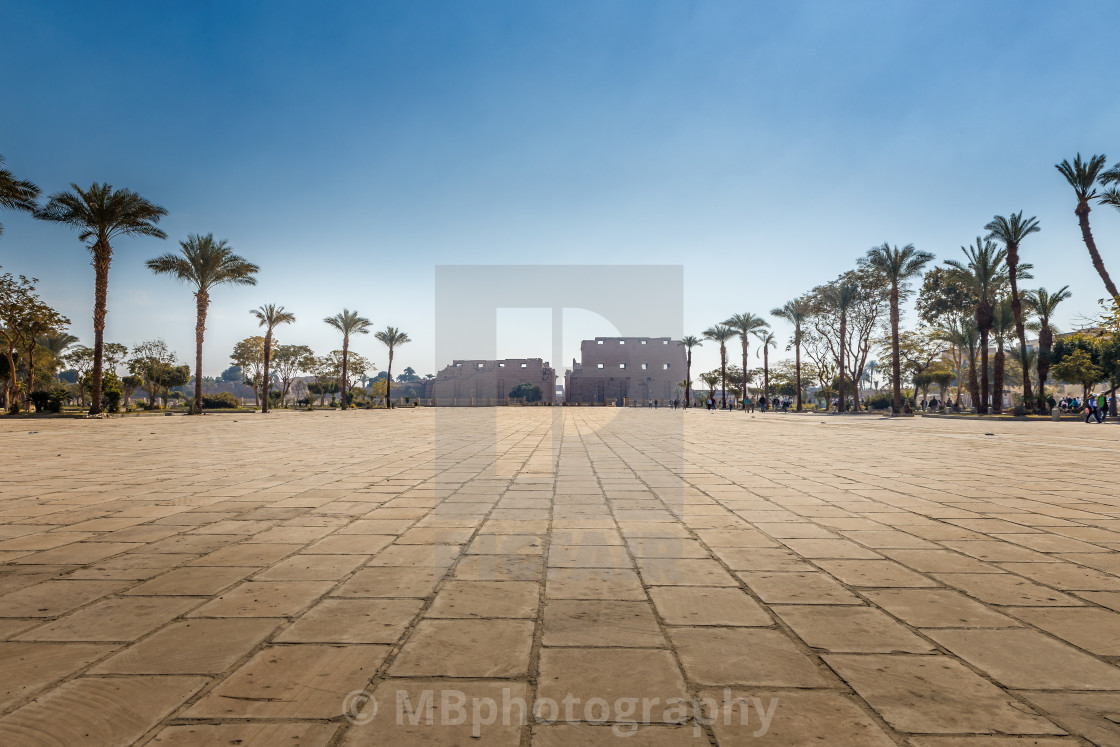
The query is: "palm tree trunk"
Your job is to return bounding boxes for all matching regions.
[340,336,349,410]
[968,349,980,412]
[741,338,748,410]
[1038,323,1053,401]
[24,339,35,403]
[194,292,208,414]
[890,287,902,413]
[1006,244,1034,409]
[89,243,111,415]
[762,347,770,404]
[262,331,272,414]
[794,335,803,411]
[3,345,18,412]
[386,348,394,408]
[993,347,1005,414]
[978,326,990,414]
[837,318,846,412]
[1076,202,1120,302]
[684,351,691,407]
[719,346,727,407]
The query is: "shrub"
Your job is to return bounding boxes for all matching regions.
[863,392,894,410]
[201,392,241,410]
[30,391,50,413]
[1011,404,1027,417]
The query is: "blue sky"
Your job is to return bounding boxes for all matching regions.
[2,1,1119,378]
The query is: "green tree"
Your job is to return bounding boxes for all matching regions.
[128,339,179,409]
[509,383,542,402]
[985,212,1041,407]
[271,344,314,405]
[916,266,977,325]
[698,371,720,403]
[324,309,371,410]
[770,297,812,410]
[935,316,979,409]
[702,324,735,407]
[723,313,768,409]
[0,155,40,236]
[861,242,934,413]
[1024,286,1071,403]
[230,336,267,407]
[1052,348,1104,401]
[1055,154,1119,302]
[824,282,858,411]
[250,304,296,413]
[944,238,1012,414]
[677,335,702,407]
[36,183,167,414]
[374,326,411,408]
[147,234,259,414]
[0,272,70,412]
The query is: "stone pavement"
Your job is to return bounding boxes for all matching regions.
[1,409,1119,746]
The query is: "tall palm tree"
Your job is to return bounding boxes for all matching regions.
[945,238,1010,414]
[990,297,1014,414]
[985,212,1041,408]
[36,183,167,414]
[702,325,735,407]
[723,313,767,409]
[862,242,934,413]
[147,234,259,414]
[1024,286,1071,403]
[375,326,411,408]
[771,297,812,411]
[1055,154,1118,301]
[677,335,702,407]
[251,304,296,413]
[0,155,40,236]
[1102,160,1120,214]
[754,329,777,405]
[324,309,371,410]
[825,282,857,412]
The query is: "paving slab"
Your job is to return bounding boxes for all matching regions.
[2,409,1119,744]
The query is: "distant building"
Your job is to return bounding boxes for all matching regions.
[424,359,556,405]
[565,337,684,405]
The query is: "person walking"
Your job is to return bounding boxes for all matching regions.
[1085,394,1099,424]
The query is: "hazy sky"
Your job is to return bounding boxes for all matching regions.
[3,1,1119,379]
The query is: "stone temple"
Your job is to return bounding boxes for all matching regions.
[424,359,557,405]
[565,337,684,405]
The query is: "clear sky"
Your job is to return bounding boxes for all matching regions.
[2,1,1119,379]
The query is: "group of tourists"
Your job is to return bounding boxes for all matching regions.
[1059,394,1112,423]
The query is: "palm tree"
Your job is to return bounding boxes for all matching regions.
[862,243,934,413]
[771,297,812,411]
[825,282,857,412]
[324,309,371,409]
[147,234,259,414]
[945,238,1009,414]
[985,212,1041,408]
[36,183,167,414]
[375,326,411,408]
[990,297,1014,414]
[723,313,767,409]
[0,156,40,236]
[935,316,980,410]
[754,329,777,405]
[38,332,79,382]
[702,325,735,407]
[1024,286,1071,403]
[1102,160,1120,213]
[677,335,702,407]
[251,304,296,413]
[1055,154,1119,301]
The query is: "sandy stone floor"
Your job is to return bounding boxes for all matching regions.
[1,409,1119,746]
